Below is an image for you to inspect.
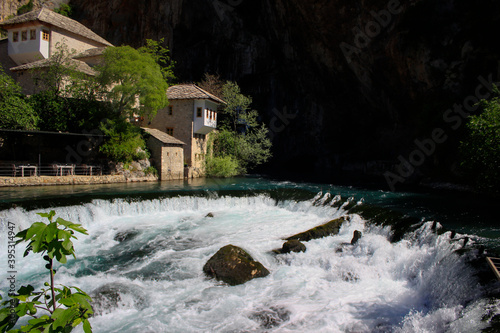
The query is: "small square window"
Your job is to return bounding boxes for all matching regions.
[30,29,36,40]
[21,30,27,41]
[166,127,174,136]
[196,107,202,118]
[168,106,173,115]
[12,31,18,42]
[42,30,49,41]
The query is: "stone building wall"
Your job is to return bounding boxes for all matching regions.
[147,135,184,180]
[50,27,104,54]
[0,174,159,187]
[148,99,194,165]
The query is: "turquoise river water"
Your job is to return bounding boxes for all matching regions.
[0,177,499,332]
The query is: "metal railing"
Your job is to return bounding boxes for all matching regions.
[0,163,110,177]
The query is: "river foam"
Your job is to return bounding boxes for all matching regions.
[0,193,495,332]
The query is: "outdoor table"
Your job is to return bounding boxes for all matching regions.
[55,164,75,176]
[19,165,37,177]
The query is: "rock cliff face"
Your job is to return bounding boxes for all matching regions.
[0,0,68,21]
[10,0,500,184]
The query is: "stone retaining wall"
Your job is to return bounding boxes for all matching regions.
[0,175,158,187]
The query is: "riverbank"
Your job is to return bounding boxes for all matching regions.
[0,174,158,187]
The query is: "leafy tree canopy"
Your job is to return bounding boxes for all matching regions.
[99,118,148,163]
[200,76,272,176]
[0,66,38,130]
[97,44,169,118]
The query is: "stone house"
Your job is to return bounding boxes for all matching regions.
[1,9,226,180]
[0,7,113,94]
[142,128,185,180]
[142,84,225,178]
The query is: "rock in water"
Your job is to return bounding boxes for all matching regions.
[205,212,214,218]
[351,230,362,245]
[281,239,306,253]
[203,245,270,286]
[250,306,291,329]
[286,216,348,242]
[113,229,139,242]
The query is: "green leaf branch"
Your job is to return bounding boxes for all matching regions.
[0,211,93,333]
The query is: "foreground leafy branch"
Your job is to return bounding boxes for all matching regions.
[0,211,93,332]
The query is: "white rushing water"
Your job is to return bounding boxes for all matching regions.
[0,193,496,332]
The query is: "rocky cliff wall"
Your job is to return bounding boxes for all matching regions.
[0,0,68,21]
[6,0,500,185]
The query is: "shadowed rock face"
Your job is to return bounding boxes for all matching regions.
[70,0,500,181]
[203,244,270,285]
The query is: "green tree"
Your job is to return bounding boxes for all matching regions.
[17,0,33,15]
[0,211,93,332]
[97,45,169,118]
[460,86,500,192]
[202,78,272,177]
[205,155,239,178]
[54,3,73,17]
[99,118,148,163]
[0,66,38,130]
[138,38,176,84]
[32,42,81,97]
[220,81,253,131]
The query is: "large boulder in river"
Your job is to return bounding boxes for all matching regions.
[286,216,348,242]
[203,245,270,286]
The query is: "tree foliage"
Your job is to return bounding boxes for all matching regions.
[99,118,148,163]
[138,38,176,84]
[97,45,169,118]
[32,42,81,97]
[205,155,240,178]
[54,4,73,17]
[0,66,38,130]
[200,77,272,177]
[0,211,93,333]
[460,86,500,192]
[29,91,115,132]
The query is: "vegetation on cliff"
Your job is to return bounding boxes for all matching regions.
[460,85,500,193]
[201,75,272,177]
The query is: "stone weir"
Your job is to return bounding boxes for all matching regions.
[0,174,157,187]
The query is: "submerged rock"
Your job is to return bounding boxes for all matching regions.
[205,212,214,218]
[113,229,139,243]
[91,283,148,315]
[277,239,306,254]
[351,230,362,245]
[203,245,270,286]
[249,306,291,329]
[286,216,348,242]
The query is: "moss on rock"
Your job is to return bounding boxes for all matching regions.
[203,245,270,286]
[286,216,348,242]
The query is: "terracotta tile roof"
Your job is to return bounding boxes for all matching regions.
[167,84,225,104]
[9,57,96,76]
[142,128,185,145]
[0,8,113,47]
